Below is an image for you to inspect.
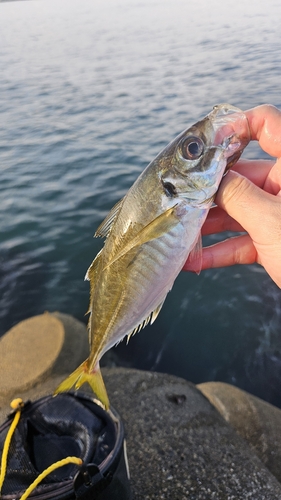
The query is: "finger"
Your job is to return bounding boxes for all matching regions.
[263,157,281,194]
[183,234,257,272]
[231,159,275,188]
[202,206,245,235]
[215,170,281,243]
[232,158,281,195]
[245,105,281,157]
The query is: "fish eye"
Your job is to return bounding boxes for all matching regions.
[181,136,204,160]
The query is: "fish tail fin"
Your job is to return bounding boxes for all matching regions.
[54,359,110,410]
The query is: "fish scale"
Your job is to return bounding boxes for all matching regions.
[126,218,203,316]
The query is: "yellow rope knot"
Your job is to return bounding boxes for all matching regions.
[10,398,24,411]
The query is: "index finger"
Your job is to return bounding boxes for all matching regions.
[231,159,275,187]
[245,104,281,157]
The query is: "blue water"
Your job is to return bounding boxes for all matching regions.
[1,0,281,406]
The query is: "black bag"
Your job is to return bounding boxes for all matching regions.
[0,392,131,500]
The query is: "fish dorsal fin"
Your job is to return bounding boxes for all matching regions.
[187,234,202,275]
[104,205,179,270]
[94,198,124,238]
[126,300,165,343]
[84,249,103,282]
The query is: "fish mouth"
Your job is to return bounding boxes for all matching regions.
[211,103,251,169]
[222,134,249,172]
[225,149,243,170]
[223,134,247,171]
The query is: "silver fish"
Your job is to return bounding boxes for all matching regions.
[55,103,250,408]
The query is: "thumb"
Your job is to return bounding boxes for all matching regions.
[215,170,281,243]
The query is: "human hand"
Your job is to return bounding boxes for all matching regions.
[183,104,281,288]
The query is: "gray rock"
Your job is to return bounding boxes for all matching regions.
[198,381,281,484]
[102,368,281,499]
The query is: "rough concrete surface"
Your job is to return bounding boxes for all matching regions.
[0,312,89,411]
[103,368,281,499]
[0,312,64,395]
[198,381,281,484]
[1,313,281,499]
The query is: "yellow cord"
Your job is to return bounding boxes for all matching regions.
[0,398,23,493]
[19,457,83,500]
[0,398,83,500]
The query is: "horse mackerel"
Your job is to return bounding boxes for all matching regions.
[55,104,250,409]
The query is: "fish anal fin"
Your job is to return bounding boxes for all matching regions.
[126,300,165,344]
[54,359,110,410]
[186,234,202,275]
[104,205,179,270]
[150,300,165,324]
[94,198,124,238]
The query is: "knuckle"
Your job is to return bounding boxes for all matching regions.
[221,172,254,208]
[260,103,280,115]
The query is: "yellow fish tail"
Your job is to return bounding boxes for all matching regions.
[54,359,109,410]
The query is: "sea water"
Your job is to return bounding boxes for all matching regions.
[1,0,281,406]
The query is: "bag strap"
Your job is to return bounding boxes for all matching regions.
[20,456,82,500]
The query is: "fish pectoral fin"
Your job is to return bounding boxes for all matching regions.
[104,205,179,270]
[126,300,165,343]
[186,233,203,275]
[54,359,110,410]
[94,198,124,238]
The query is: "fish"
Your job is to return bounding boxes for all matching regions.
[55,103,250,409]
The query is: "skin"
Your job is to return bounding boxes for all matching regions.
[183,104,281,288]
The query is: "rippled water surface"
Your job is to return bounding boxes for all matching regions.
[1,0,281,405]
